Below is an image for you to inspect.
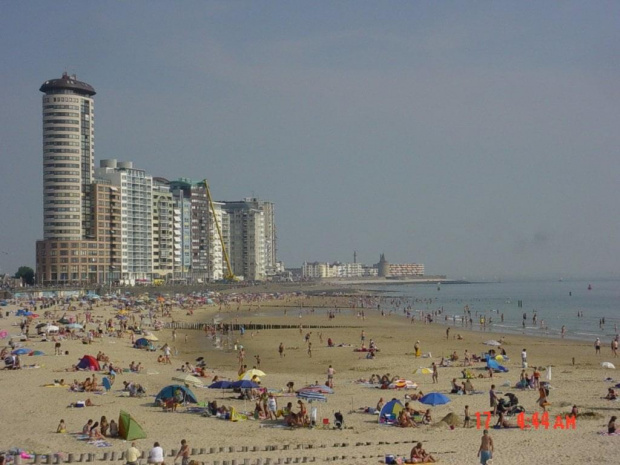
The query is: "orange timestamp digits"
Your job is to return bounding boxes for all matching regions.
[475,411,577,430]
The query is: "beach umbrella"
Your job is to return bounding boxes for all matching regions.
[231,380,260,389]
[601,362,616,369]
[142,334,158,341]
[238,369,266,380]
[30,350,45,356]
[65,323,83,329]
[297,390,327,402]
[418,392,451,406]
[208,380,233,389]
[12,348,33,355]
[484,340,501,346]
[413,367,432,375]
[172,374,204,387]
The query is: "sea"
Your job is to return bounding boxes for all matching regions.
[363,278,620,343]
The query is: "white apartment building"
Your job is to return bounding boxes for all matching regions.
[223,200,266,281]
[95,159,153,283]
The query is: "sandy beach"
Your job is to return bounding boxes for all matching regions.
[0,286,618,464]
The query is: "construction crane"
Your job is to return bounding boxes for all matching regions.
[203,180,236,282]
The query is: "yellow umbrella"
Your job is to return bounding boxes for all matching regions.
[413,367,432,375]
[239,369,266,380]
[172,374,204,387]
[143,334,158,341]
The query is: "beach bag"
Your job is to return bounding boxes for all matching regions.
[385,455,396,464]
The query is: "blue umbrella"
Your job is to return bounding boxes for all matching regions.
[208,380,234,389]
[230,380,260,389]
[418,392,451,406]
[12,348,33,355]
[297,390,327,402]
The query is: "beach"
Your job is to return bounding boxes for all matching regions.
[0,285,618,464]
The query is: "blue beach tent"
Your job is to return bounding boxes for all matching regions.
[486,357,509,373]
[155,384,198,404]
[379,399,404,423]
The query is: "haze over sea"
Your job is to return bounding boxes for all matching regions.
[366,278,620,343]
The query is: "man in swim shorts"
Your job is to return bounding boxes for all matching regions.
[478,429,494,464]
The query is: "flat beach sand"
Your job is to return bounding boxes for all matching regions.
[0,285,618,464]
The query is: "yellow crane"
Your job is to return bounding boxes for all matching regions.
[203,180,236,282]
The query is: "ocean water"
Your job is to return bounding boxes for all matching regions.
[365,279,620,343]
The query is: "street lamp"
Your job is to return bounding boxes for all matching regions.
[109,266,116,294]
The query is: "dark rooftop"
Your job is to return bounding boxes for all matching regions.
[40,72,96,96]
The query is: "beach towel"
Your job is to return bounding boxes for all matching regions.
[87,440,112,447]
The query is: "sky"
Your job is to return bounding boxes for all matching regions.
[0,1,619,280]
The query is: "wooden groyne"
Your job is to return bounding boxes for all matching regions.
[164,322,362,331]
[10,438,417,464]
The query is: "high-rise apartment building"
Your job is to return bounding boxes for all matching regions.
[95,160,153,283]
[36,73,117,285]
[40,72,96,241]
[36,73,277,285]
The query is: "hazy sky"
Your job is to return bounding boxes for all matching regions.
[1,1,619,280]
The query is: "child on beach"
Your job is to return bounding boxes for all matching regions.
[56,419,66,433]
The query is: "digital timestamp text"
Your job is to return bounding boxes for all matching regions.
[475,411,577,430]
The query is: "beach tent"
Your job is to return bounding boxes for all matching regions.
[379,399,404,424]
[134,338,150,348]
[155,384,198,404]
[118,410,146,440]
[77,355,100,371]
[486,356,508,373]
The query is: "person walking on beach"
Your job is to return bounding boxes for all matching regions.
[432,362,438,384]
[477,429,494,465]
[489,384,499,415]
[521,348,527,368]
[174,439,190,465]
[612,339,618,358]
[595,338,601,355]
[327,364,335,388]
[307,341,312,358]
[278,342,285,358]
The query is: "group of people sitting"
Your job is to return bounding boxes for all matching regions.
[78,416,118,439]
[450,377,476,394]
[123,381,146,397]
[284,400,310,427]
[95,351,110,363]
[128,361,143,373]
[397,402,432,428]
[408,442,436,463]
[70,375,101,392]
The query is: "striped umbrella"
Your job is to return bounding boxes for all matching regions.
[297,390,327,402]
